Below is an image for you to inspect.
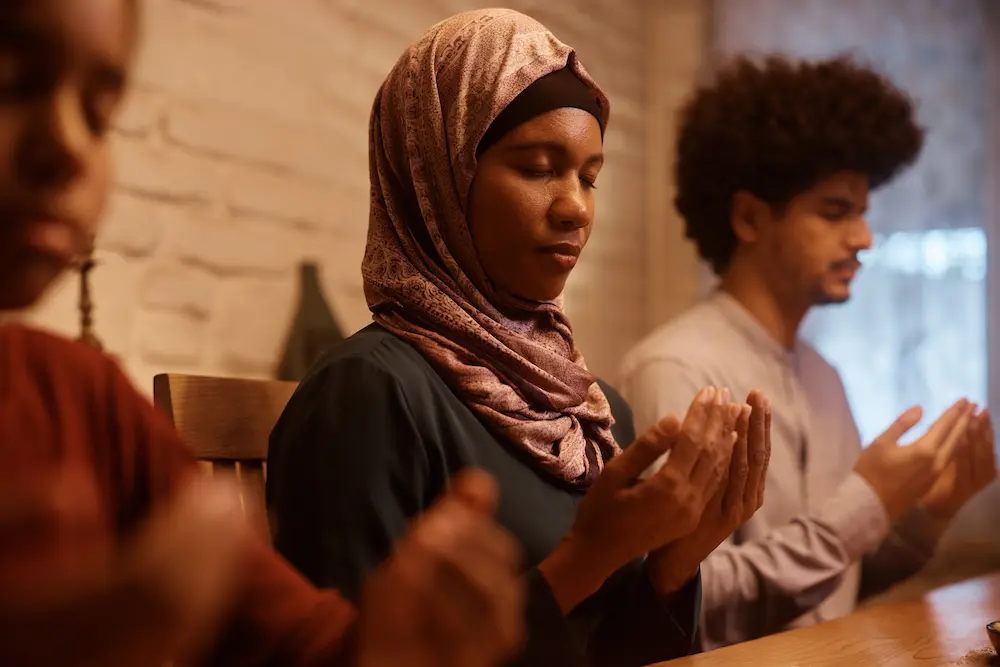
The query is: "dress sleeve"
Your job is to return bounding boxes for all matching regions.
[266,355,434,601]
[588,382,702,665]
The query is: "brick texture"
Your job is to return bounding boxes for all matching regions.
[17,0,710,392]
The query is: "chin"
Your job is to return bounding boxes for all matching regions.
[0,264,64,311]
[513,289,562,303]
[533,284,568,303]
[510,277,567,303]
[814,288,851,306]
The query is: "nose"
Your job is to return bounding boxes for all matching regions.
[17,89,89,189]
[848,216,873,252]
[547,177,592,231]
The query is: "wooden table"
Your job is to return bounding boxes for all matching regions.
[653,573,1000,667]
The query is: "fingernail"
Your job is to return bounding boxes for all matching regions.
[721,387,731,403]
[701,387,716,404]
[715,388,726,405]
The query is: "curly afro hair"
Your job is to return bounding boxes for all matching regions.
[674,55,925,274]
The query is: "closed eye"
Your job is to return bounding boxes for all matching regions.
[820,196,865,222]
[822,209,850,222]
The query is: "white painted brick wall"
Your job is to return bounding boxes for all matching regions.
[15,0,710,393]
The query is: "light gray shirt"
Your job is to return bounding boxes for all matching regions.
[619,290,941,650]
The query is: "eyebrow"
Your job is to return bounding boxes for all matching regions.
[505,140,604,165]
[821,196,867,214]
[0,22,128,93]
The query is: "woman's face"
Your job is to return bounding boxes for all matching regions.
[467,107,603,302]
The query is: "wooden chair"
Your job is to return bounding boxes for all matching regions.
[153,373,298,538]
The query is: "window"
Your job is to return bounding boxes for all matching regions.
[801,229,987,444]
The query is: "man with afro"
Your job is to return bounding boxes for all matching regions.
[619,55,996,650]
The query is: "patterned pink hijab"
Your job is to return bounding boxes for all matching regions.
[362,9,620,486]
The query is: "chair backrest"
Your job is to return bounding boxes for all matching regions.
[153,373,297,538]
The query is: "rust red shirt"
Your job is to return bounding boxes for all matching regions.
[0,324,357,667]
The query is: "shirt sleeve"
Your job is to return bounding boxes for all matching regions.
[699,472,891,648]
[590,566,702,666]
[266,354,606,667]
[845,411,942,599]
[828,385,941,601]
[618,357,708,437]
[619,354,896,650]
[859,507,944,600]
[589,387,702,665]
[106,360,358,667]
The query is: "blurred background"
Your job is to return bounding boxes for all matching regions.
[6,0,998,593]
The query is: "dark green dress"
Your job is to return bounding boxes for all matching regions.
[267,323,701,667]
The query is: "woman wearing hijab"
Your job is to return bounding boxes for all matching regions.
[267,9,771,666]
[0,1,526,666]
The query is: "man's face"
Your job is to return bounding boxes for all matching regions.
[755,171,873,307]
[0,0,133,310]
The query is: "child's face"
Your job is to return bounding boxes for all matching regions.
[0,0,134,310]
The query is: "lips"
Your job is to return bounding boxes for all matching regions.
[16,216,87,265]
[538,242,582,271]
[833,258,861,272]
[539,242,582,258]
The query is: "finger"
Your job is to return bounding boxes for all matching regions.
[919,399,969,448]
[443,524,525,661]
[123,476,251,659]
[610,414,683,485]
[725,399,742,434]
[968,409,987,457]
[424,470,499,538]
[685,389,731,484]
[675,387,718,469]
[973,410,997,487]
[414,560,486,667]
[727,401,743,435]
[744,391,768,507]
[1,477,249,667]
[689,416,737,493]
[448,468,500,517]
[703,387,729,441]
[706,467,729,513]
[455,524,526,659]
[723,402,742,443]
[876,405,924,445]
[409,517,525,666]
[759,396,772,506]
[725,403,751,514]
[929,403,975,471]
[954,428,975,484]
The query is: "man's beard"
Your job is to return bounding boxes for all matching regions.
[811,285,851,306]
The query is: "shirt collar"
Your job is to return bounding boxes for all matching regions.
[707,289,803,367]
